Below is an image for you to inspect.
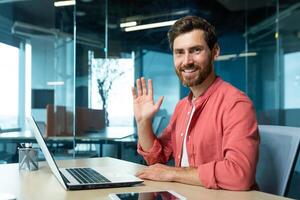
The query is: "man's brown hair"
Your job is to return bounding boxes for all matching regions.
[168,16,218,50]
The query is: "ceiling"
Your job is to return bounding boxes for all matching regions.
[2,0,300,54]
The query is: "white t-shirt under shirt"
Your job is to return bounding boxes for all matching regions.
[180,100,196,167]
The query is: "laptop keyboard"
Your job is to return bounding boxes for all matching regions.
[66,168,111,184]
[61,173,70,183]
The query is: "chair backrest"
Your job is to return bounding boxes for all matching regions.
[46,104,72,137]
[256,125,300,196]
[75,107,105,135]
[46,104,106,137]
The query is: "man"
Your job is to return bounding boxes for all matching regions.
[131,16,259,190]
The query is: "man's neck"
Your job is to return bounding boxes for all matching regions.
[190,72,216,98]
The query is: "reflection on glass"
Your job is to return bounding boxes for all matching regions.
[115,191,181,200]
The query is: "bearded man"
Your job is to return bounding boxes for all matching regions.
[131,16,259,191]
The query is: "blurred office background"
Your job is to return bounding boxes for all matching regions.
[0,0,300,197]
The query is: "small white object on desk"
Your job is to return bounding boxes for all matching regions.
[0,193,16,200]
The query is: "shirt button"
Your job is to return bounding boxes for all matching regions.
[187,111,190,115]
[181,133,184,137]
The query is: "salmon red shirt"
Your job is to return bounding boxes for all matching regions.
[137,77,259,190]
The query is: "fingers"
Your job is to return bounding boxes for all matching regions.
[148,79,153,97]
[131,87,137,99]
[137,173,148,180]
[135,169,143,177]
[135,165,168,181]
[135,164,161,177]
[136,78,142,96]
[136,168,152,180]
[134,77,152,96]
[141,77,147,95]
[136,168,147,178]
[154,96,164,111]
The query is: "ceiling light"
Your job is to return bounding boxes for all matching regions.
[54,0,75,7]
[124,20,177,32]
[216,54,237,61]
[216,52,258,61]
[238,52,257,57]
[47,81,65,86]
[120,21,137,28]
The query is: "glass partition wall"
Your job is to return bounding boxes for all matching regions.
[246,1,300,127]
[0,1,76,159]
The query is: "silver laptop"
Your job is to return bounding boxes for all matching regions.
[27,116,143,190]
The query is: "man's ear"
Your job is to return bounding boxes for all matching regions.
[212,44,220,60]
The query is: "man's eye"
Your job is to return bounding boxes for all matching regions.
[192,48,201,54]
[175,51,184,55]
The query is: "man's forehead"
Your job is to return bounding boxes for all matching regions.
[173,30,207,49]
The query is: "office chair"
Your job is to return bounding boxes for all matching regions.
[256,125,300,196]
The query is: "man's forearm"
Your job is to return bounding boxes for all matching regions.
[136,164,203,186]
[172,167,203,186]
[137,120,156,151]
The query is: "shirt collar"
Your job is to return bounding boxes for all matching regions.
[187,76,223,105]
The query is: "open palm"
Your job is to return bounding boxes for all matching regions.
[132,77,164,123]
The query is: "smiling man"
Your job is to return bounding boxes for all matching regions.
[131,16,259,191]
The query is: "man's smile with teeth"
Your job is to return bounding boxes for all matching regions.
[183,69,196,73]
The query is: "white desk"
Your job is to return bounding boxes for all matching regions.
[0,157,291,200]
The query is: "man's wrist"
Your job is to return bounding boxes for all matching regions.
[171,167,201,185]
[170,166,185,182]
[137,119,152,129]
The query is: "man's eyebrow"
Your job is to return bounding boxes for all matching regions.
[173,48,183,51]
[173,45,204,51]
[189,45,204,49]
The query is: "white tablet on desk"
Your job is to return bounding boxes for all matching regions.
[0,193,16,200]
[109,190,186,200]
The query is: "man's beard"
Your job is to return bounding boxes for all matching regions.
[175,60,213,87]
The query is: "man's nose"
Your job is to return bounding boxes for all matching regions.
[183,53,193,66]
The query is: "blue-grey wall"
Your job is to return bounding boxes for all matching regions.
[142,50,180,117]
[215,33,246,92]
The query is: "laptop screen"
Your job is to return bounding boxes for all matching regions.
[27,116,67,189]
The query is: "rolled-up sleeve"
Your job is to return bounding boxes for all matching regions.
[198,99,259,190]
[137,105,180,166]
[137,139,167,165]
[137,124,176,165]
